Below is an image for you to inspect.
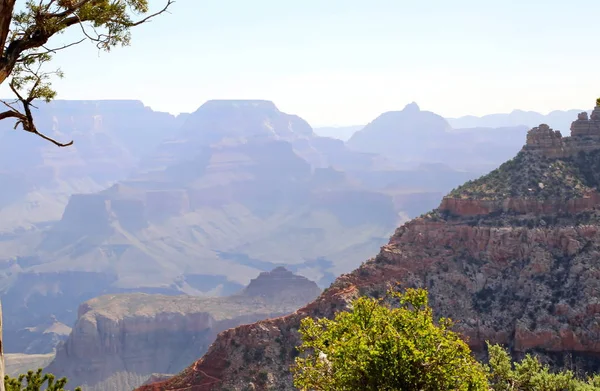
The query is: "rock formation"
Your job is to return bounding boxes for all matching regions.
[240,267,322,305]
[523,105,600,159]
[138,100,600,391]
[44,268,320,391]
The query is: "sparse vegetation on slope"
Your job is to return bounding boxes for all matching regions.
[448,151,591,200]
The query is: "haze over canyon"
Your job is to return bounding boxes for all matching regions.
[0,95,597,390]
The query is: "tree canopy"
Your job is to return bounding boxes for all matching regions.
[292,287,600,391]
[0,0,173,146]
[292,287,489,391]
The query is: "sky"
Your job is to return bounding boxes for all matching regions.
[1,0,599,127]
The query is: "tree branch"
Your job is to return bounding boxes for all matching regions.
[122,0,174,27]
[44,0,95,19]
[17,38,86,62]
[0,0,174,147]
[3,81,74,147]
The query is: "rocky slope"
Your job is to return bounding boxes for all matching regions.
[44,267,320,391]
[139,102,600,391]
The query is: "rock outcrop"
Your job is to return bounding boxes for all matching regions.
[240,267,322,304]
[523,105,600,159]
[44,268,320,391]
[138,100,600,391]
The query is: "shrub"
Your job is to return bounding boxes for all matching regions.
[4,368,81,391]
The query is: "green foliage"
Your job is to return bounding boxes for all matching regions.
[4,368,81,391]
[292,287,600,391]
[292,287,489,391]
[0,0,172,146]
[7,0,171,98]
[486,342,600,390]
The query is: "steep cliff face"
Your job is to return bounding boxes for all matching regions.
[138,102,600,391]
[45,268,320,391]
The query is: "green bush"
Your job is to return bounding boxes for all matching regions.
[486,343,600,391]
[4,368,81,391]
[292,287,488,390]
[292,287,600,391]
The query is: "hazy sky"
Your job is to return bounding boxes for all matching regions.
[2,0,599,126]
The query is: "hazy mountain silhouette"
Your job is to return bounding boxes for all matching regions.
[347,102,528,172]
[0,100,180,232]
[447,108,587,134]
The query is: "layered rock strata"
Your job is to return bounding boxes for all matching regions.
[137,101,600,391]
[524,105,600,158]
[46,268,320,391]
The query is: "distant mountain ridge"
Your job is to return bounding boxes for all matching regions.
[346,102,529,172]
[0,99,181,232]
[447,108,588,134]
[313,107,589,143]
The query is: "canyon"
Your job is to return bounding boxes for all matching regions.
[138,101,600,390]
[3,98,588,391]
[1,99,515,355]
